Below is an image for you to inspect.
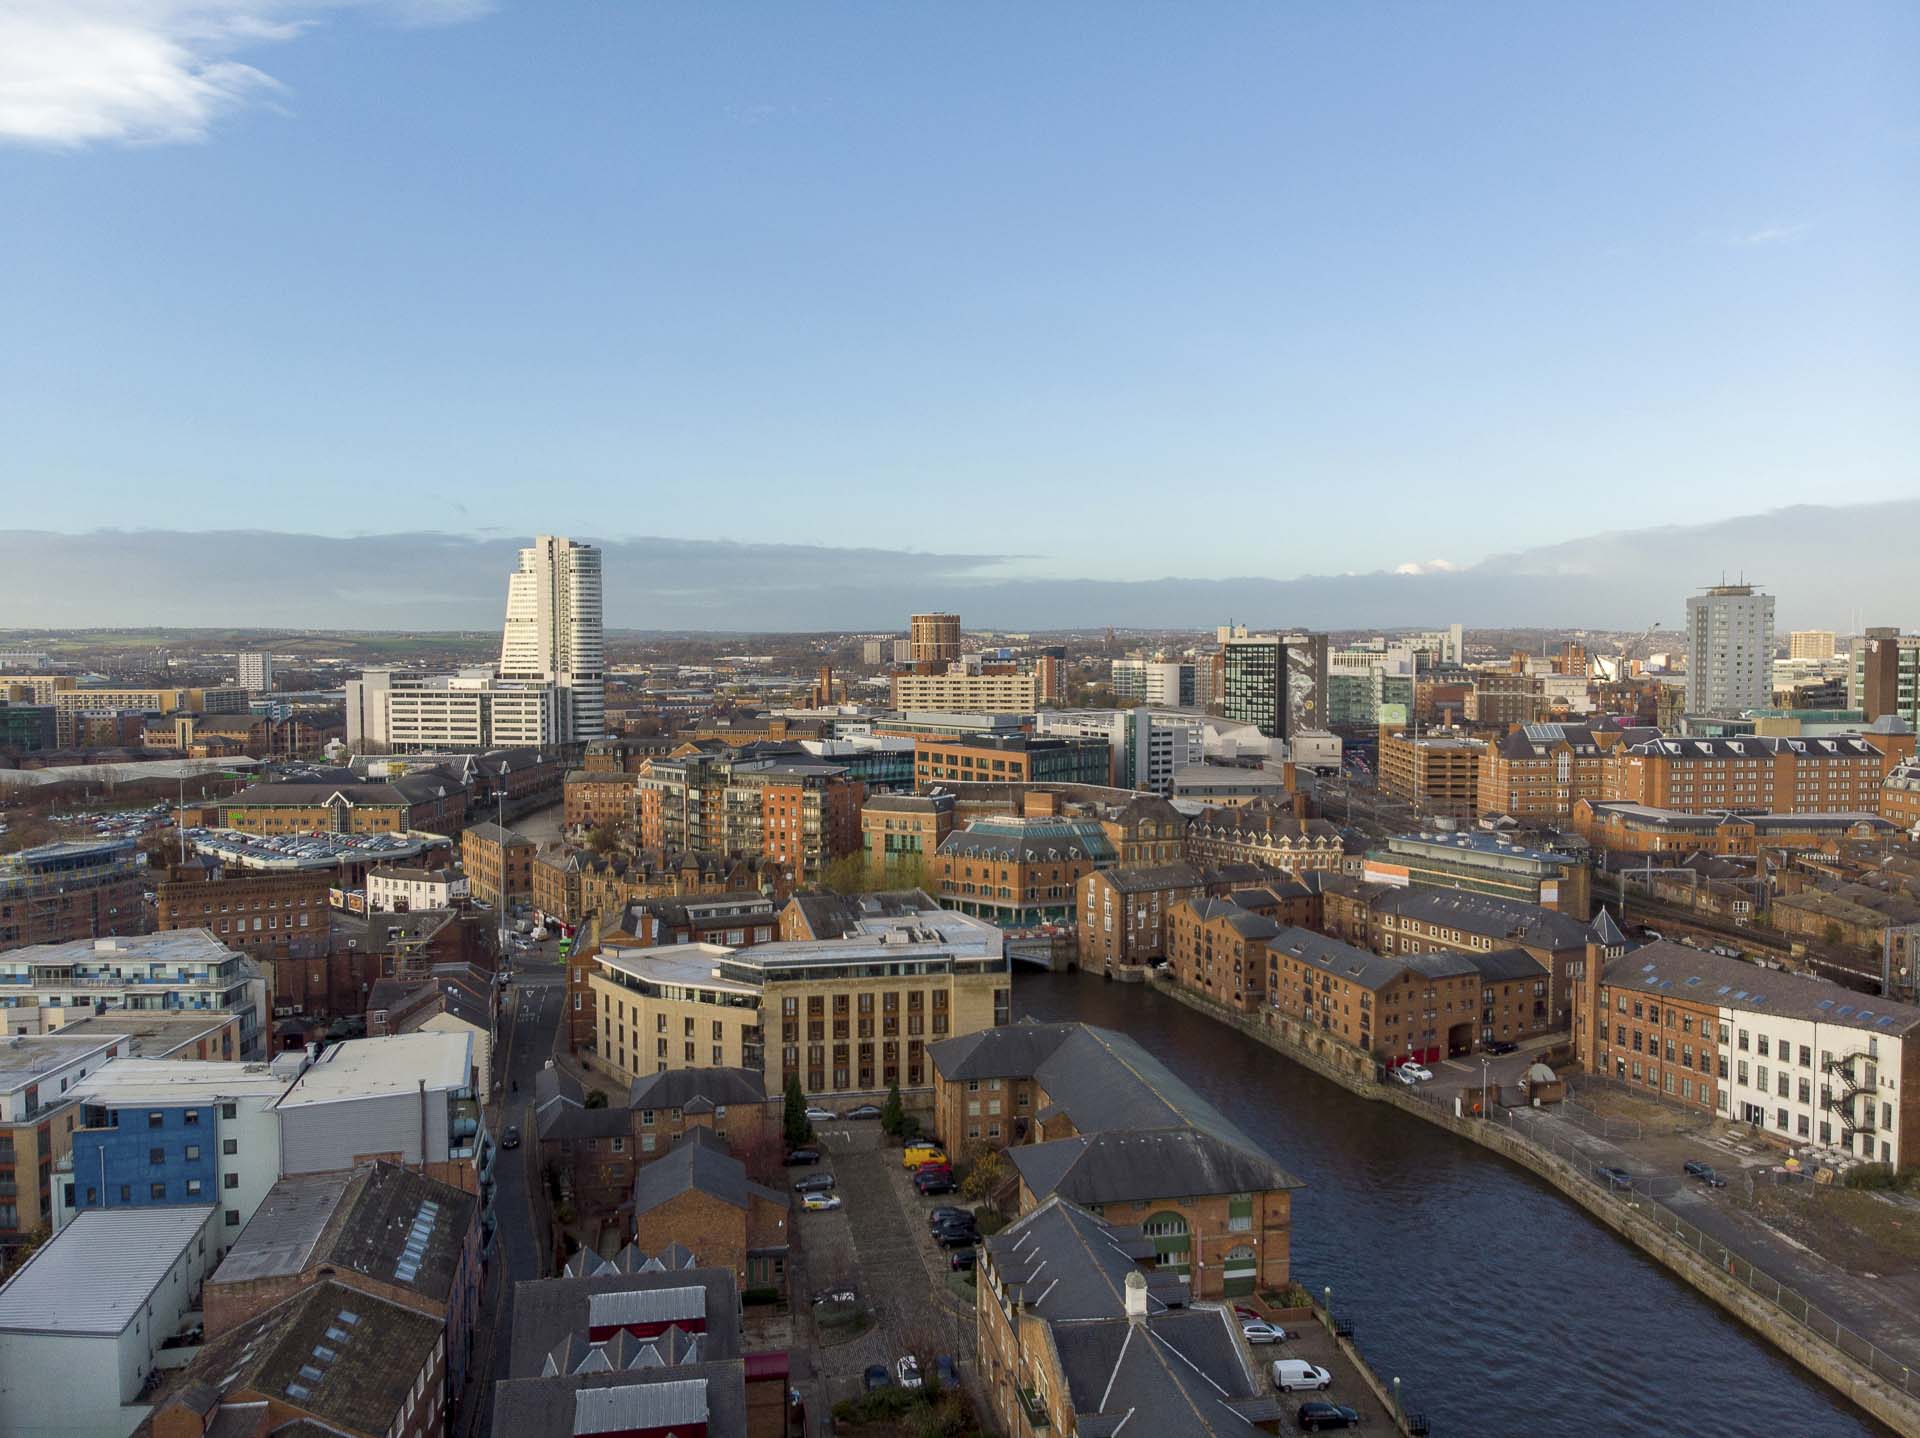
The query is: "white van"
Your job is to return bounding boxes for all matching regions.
[1271,1360,1332,1392]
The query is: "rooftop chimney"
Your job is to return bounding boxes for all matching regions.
[1124,1269,1149,1321]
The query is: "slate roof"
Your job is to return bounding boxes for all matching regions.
[1089,863,1206,894]
[937,817,1118,865]
[1266,927,1410,990]
[1466,947,1552,984]
[1373,886,1590,950]
[785,889,940,938]
[627,1066,767,1112]
[227,772,456,807]
[180,1282,441,1437]
[489,1363,751,1438]
[1009,1128,1300,1206]
[1602,942,1920,1035]
[536,1066,630,1143]
[507,1268,742,1379]
[1051,1309,1272,1437]
[212,1162,475,1304]
[631,1129,788,1218]
[984,1197,1165,1320]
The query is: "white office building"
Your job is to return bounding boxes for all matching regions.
[346,667,566,752]
[499,534,605,742]
[1686,583,1775,715]
[1035,709,1204,796]
[0,1205,219,1438]
[235,651,274,694]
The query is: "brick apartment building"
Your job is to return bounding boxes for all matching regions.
[156,861,331,960]
[461,820,535,906]
[0,837,148,950]
[930,1022,1301,1300]
[912,734,1110,788]
[629,1127,790,1295]
[1182,801,1357,876]
[187,772,467,837]
[563,768,636,832]
[1378,729,1484,819]
[860,791,956,876]
[1604,735,1901,814]
[1573,801,1895,858]
[1076,863,1206,976]
[931,816,1116,928]
[1477,721,1634,822]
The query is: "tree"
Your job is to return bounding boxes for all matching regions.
[822,852,870,895]
[783,1072,813,1149]
[961,1149,1009,1203]
[583,1088,609,1109]
[881,1081,904,1136]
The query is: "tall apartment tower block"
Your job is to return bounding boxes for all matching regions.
[1685,583,1774,716]
[237,652,274,694]
[909,613,962,667]
[500,535,604,742]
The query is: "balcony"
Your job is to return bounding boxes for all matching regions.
[1015,1387,1051,1429]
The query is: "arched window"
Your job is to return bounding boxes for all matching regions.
[1222,1244,1257,1297]
[1142,1210,1190,1276]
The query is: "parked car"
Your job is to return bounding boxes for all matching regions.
[1684,1160,1729,1188]
[914,1171,955,1195]
[844,1103,884,1121]
[1484,1040,1519,1055]
[500,1126,520,1149]
[928,1206,972,1228]
[811,1286,857,1307]
[804,1106,837,1122]
[935,1355,961,1388]
[1395,1061,1433,1081]
[1241,1320,1289,1344]
[896,1355,923,1390]
[903,1144,949,1169]
[1296,1401,1361,1431]
[1233,1305,1263,1323]
[1389,1066,1419,1086]
[784,1148,821,1167]
[794,1174,836,1193]
[802,1192,842,1212]
[934,1224,978,1249]
[948,1249,976,1272]
[1271,1360,1332,1392]
[863,1365,890,1392]
[1595,1165,1636,1190]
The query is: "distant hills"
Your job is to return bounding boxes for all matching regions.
[0,499,1912,632]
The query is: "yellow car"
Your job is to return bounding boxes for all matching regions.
[802,1192,842,1212]
[902,1144,948,1170]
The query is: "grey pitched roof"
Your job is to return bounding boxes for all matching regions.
[1374,886,1590,950]
[1602,942,1920,1035]
[1465,947,1551,983]
[631,1130,787,1218]
[1095,863,1206,894]
[983,1197,1162,1320]
[489,1362,751,1438]
[1588,906,1629,949]
[926,1020,1087,1081]
[785,889,940,937]
[536,1068,630,1143]
[627,1067,767,1111]
[507,1269,742,1379]
[1009,1127,1301,1207]
[1266,927,1410,990]
[1052,1310,1270,1437]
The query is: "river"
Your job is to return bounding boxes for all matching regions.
[1015,970,1891,1437]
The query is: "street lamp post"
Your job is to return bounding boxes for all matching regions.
[1481,1057,1490,1119]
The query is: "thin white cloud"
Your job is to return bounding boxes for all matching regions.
[0,1,492,148]
[1393,558,1461,576]
[1731,222,1812,247]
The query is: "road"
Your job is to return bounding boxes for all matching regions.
[458,951,566,1438]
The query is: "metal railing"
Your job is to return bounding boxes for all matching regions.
[1444,1097,1918,1395]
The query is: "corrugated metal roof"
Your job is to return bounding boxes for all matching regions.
[588,1285,705,1327]
[572,1378,709,1434]
[0,1207,214,1335]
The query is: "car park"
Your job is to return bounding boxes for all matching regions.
[804,1106,837,1122]
[948,1249,976,1272]
[863,1365,890,1392]
[1271,1360,1332,1392]
[1684,1160,1728,1188]
[928,1206,972,1228]
[844,1103,884,1121]
[1241,1320,1289,1344]
[794,1174,836,1193]
[802,1192,842,1212]
[784,1148,821,1166]
[1296,1401,1361,1431]
[896,1355,923,1390]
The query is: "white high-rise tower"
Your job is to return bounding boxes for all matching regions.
[1686,581,1774,716]
[499,535,604,741]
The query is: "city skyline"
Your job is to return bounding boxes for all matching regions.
[3,3,1914,583]
[0,496,1913,632]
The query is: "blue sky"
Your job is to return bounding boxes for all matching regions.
[2,2,1914,585]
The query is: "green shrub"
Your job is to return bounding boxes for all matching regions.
[971,1206,1006,1236]
[1843,1164,1901,1191]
